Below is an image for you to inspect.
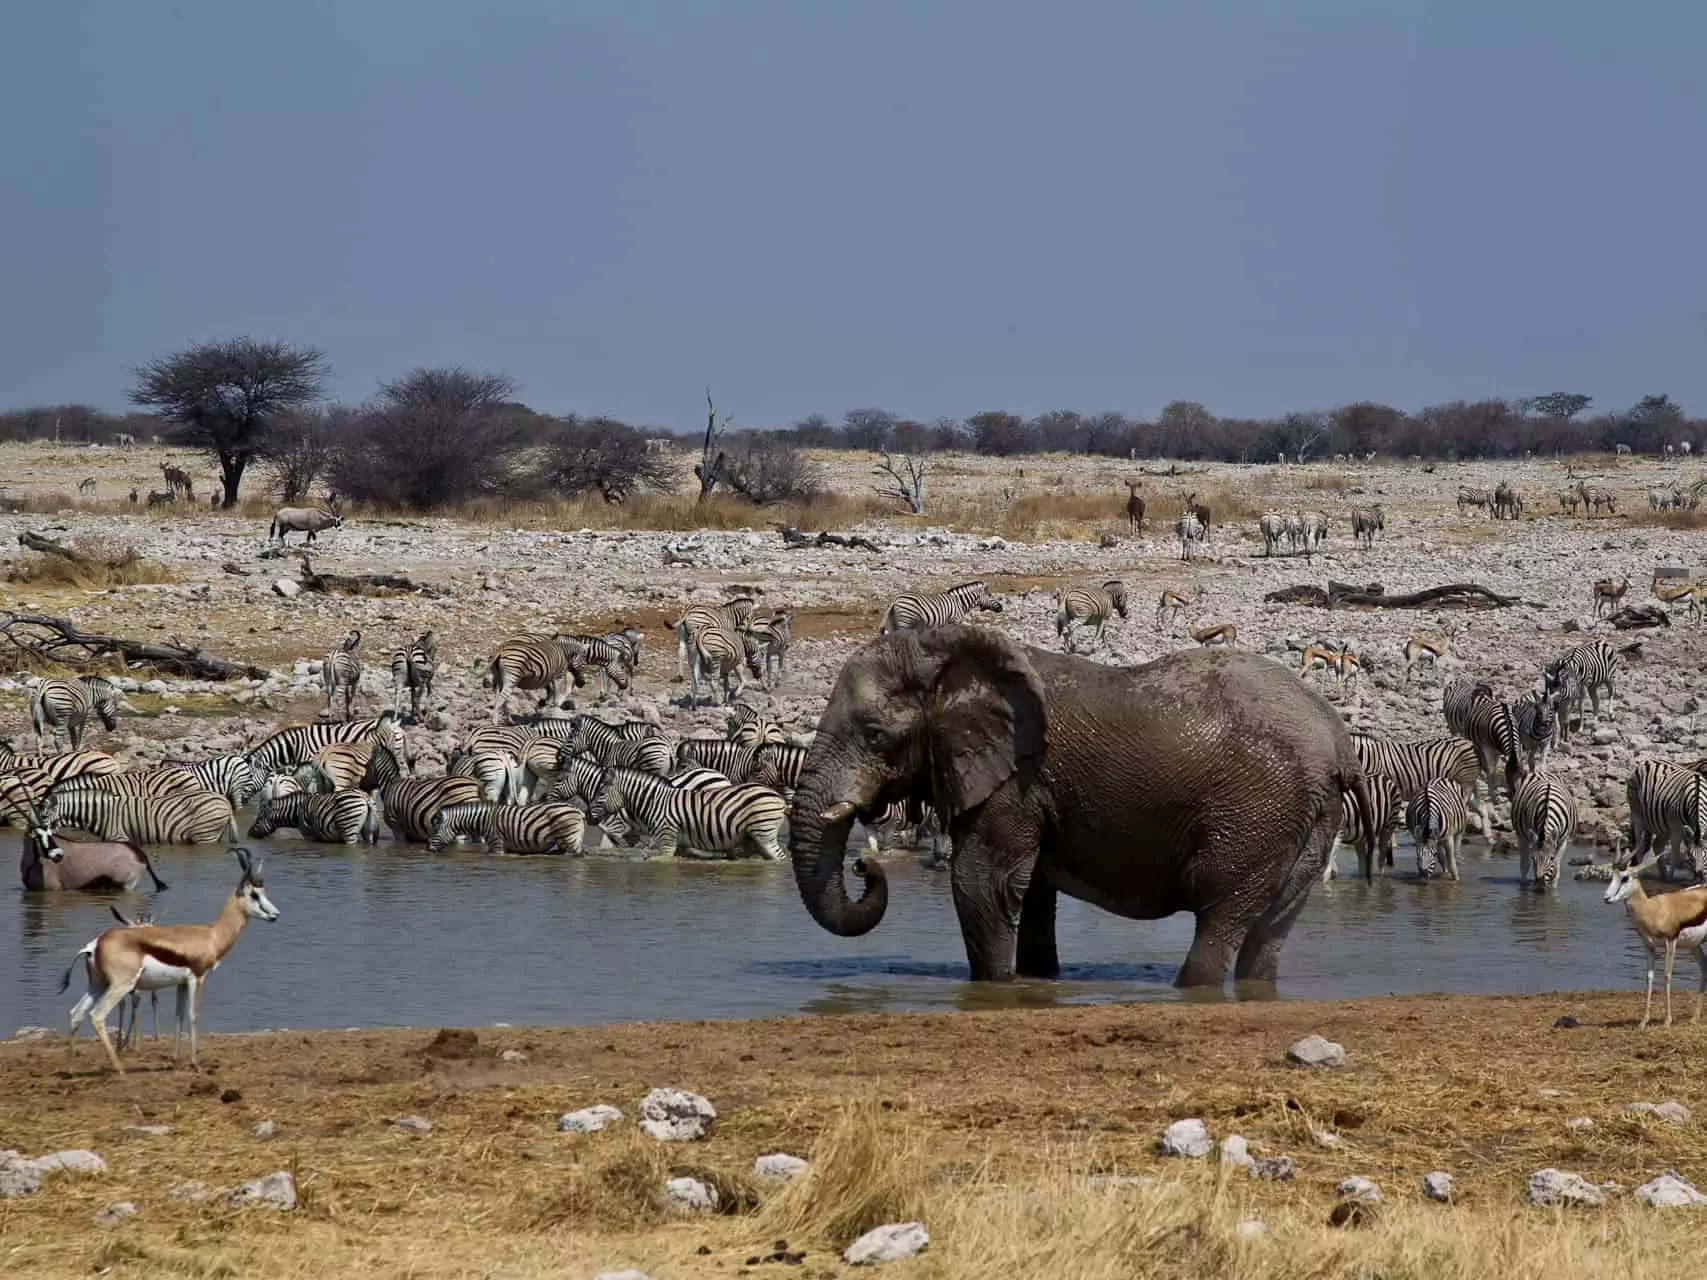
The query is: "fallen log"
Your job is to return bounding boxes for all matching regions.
[18,530,95,566]
[295,556,442,598]
[1262,582,1524,610]
[1610,605,1670,630]
[775,526,882,553]
[0,613,270,680]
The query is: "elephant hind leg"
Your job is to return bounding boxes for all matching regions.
[1233,815,1339,985]
[1015,871,1059,979]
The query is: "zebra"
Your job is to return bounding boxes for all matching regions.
[1283,512,1305,554]
[1349,504,1385,549]
[40,789,237,845]
[249,790,379,845]
[321,629,362,721]
[1349,731,1482,810]
[1302,511,1328,555]
[24,675,121,751]
[1492,481,1522,520]
[1174,513,1205,562]
[296,739,404,794]
[1512,770,1577,891]
[53,768,202,800]
[245,711,409,778]
[743,612,792,684]
[879,581,1002,634]
[556,633,634,695]
[1627,760,1707,882]
[686,618,761,706]
[676,737,759,782]
[487,635,589,723]
[168,753,263,808]
[675,596,759,676]
[457,729,561,798]
[427,802,587,856]
[1509,690,1563,770]
[1442,678,1495,738]
[379,776,484,843]
[586,766,787,860]
[670,767,737,793]
[726,703,786,748]
[1324,773,1403,883]
[1456,485,1492,516]
[1258,511,1287,557]
[1543,663,1584,743]
[1464,695,1526,831]
[1545,639,1621,720]
[1407,779,1469,880]
[1556,487,1582,516]
[1055,581,1128,653]
[0,743,122,789]
[446,749,525,803]
[750,742,809,793]
[390,631,438,719]
[1575,481,1616,515]
[568,716,668,763]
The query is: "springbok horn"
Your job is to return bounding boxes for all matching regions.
[232,846,252,874]
[820,801,858,822]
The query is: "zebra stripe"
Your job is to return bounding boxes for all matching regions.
[1407,779,1469,880]
[569,716,668,762]
[1350,504,1385,548]
[751,742,808,793]
[687,619,760,705]
[727,703,786,748]
[588,766,787,860]
[1627,760,1707,882]
[1456,485,1492,515]
[1349,733,1481,803]
[1442,679,1493,738]
[669,767,736,792]
[447,749,523,804]
[1509,691,1562,770]
[674,597,758,677]
[390,631,438,719]
[25,675,120,751]
[487,635,588,723]
[1174,514,1205,561]
[322,630,362,720]
[298,739,404,793]
[1546,639,1621,720]
[54,768,202,799]
[0,746,121,788]
[248,790,377,845]
[676,737,759,782]
[1055,581,1128,652]
[40,789,236,845]
[427,802,586,856]
[744,612,791,683]
[1258,511,1286,556]
[246,712,408,776]
[557,634,635,694]
[879,581,1002,634]
[379,776,484,843]
[1512,770,1577,890]
[1324,774,1404,882]
[168,753,263,808]
[1464,695,1525,812]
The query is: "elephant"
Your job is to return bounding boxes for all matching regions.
[788,625,1372,989]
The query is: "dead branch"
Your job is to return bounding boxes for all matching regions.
[0,613,270,680]
[775,525,882,553]
[296,555,441,599]
[1262,581,1524,610]
[18,531,93,566]
[872,452,927,515]
[1609,605,1671,630]
[694,387,730,502]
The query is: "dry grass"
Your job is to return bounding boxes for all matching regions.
[1624,507,1707,531]
[4,993,1706,1277]
[6,536,175,588]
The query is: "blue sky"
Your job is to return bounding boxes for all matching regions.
[4,2,1703,429]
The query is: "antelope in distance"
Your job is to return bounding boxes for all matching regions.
[1403,635,1447,681]
[1655,579,1704,626]
[62,847,278,1073]
[1124,480,1144,535]
[1188,621,1236,648]
[1155,588,1191,632]
[1592,577,1629,619]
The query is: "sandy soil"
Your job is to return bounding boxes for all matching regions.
[2,992,1704,1278]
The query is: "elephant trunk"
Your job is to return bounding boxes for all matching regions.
[788,775,889,937]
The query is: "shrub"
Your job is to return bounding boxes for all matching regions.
[720,431,823,504]
[532,416,678,503]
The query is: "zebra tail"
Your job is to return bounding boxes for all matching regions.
[129,841,169,893]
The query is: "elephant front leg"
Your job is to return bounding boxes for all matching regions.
[949,832,1038,982]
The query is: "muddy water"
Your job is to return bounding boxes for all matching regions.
[1,842,1653,1035]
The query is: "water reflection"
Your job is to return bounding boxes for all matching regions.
[0,840,1647,1033]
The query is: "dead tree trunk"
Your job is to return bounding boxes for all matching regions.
[694,388,729,502]
[0,613,270,679]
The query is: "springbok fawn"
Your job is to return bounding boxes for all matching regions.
[1605,847,1707,1028]
[62,847,278,1073]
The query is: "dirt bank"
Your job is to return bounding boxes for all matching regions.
[4,991,1705,1278]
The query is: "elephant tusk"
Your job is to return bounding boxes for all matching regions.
[820,801,858,822]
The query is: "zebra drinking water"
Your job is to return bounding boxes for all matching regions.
[1512,770,1577,891]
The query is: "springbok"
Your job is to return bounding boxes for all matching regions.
[1605,848,1707,1028]
[1403,635,1446,680]
[1188,621,1236,648]
[62,847,278,1073]
[1592,576,1629,619]
[1155,589,1191,632]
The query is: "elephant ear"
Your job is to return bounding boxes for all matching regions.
[910,626,1047,820]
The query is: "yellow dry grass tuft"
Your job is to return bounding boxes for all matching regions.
[6,536,175,588]
[758,1101,932,1245]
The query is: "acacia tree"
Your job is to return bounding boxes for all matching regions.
[129,338,328,506]
[535,415,677,502]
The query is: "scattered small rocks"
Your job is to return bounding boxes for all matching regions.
[753,1152,809,1182]
[123,1125,171,1138]
[663,1175,719,1213]
[0,1153,41,1198]
[94,1201,137,1227]
[1235,1219,1267,1239]
[1159,1118,1213,1158]
[559,1104,623,1133]
[1249,1156,1293,1182]
[1313,1130,1343,1149]
[499,1048,528,1064]
[747,1241,807,1266]
[250,1120,279,1140]
[1567,1117,1595,1130]
[1636,1172,1704,1208]
[9,1026,52,1042]
[30,1149,107,1175]
[1422,1172,1454,1203]
[1627,1100,1691,1125]
[638,1088,715,1142]
[272,578,299,599]
[843,1222,929,1266]
[1526,1168,1607,1208]
[1286,1034,1347,1068]
[228,1170,297,1211]
[388,1115,434,1134]
[1218,1135,1253,1168]
[168,1180,211,1202]
[1336,1176,1381,1205]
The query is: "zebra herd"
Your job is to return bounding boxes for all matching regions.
[1327,634,1676,891]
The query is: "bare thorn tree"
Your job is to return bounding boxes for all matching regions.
[872,451,927,514]
[694,387,732,502]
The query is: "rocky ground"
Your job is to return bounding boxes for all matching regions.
[1,443,1703,854]
[2,992,1705,1278]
